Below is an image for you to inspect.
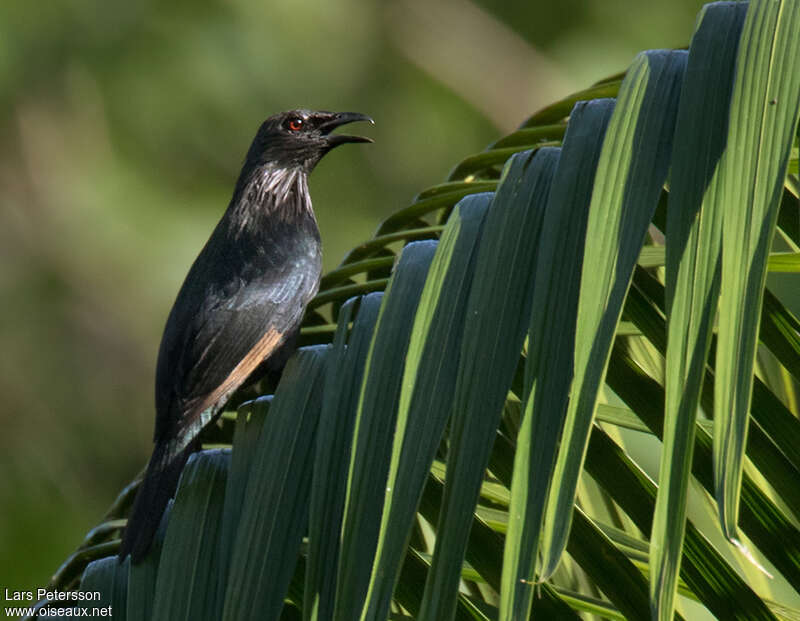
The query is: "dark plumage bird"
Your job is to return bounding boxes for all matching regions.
[119,109,373,563]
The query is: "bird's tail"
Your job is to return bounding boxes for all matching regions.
[118,438,196,563]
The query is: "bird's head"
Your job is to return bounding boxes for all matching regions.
[248,109,373,173]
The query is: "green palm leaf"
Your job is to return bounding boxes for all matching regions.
[34,3,800,620]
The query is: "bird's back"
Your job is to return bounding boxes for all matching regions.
[154,207,322,447]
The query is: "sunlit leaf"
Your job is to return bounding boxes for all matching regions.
[540,48,687,580]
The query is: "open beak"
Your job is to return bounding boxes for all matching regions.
[319,112,374,147]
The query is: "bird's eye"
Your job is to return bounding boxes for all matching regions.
[286,117,304,132]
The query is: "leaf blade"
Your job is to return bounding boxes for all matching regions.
[419,147,560,621]
[539,48,688,580]
[305,294,383,621]
[714,0,800,541]
[222,346,329,621]
[361,194,492,621]
[335,241,438,620]
[499,97,614,621]
[654,4,748,620]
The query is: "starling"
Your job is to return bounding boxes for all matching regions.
[119,110,373,562]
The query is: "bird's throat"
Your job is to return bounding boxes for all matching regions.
[231,165,315,237]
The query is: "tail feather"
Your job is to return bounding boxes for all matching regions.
[119,439,196,563]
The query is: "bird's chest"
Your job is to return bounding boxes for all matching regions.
[213,229,319,297]
[252,229,320,276]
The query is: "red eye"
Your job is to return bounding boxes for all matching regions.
[287,117,304,132]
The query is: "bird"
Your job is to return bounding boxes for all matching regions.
[119,109,373,563]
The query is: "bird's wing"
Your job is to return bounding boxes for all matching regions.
[155,258,319,441]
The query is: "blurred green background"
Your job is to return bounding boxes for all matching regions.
[0,0,703,591]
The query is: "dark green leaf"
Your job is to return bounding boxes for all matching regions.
[152,449,230,621]
[500,97,614,621]
[713,0,800,541]
[654,4,747,619]
[335,241,437,620]
[361,194,491,621]
[540,48,688,580]
[306,294,382,621]
[419,147,560,621]
[223,346,329,620]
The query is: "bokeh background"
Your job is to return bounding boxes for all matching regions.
[1,0,704,591]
